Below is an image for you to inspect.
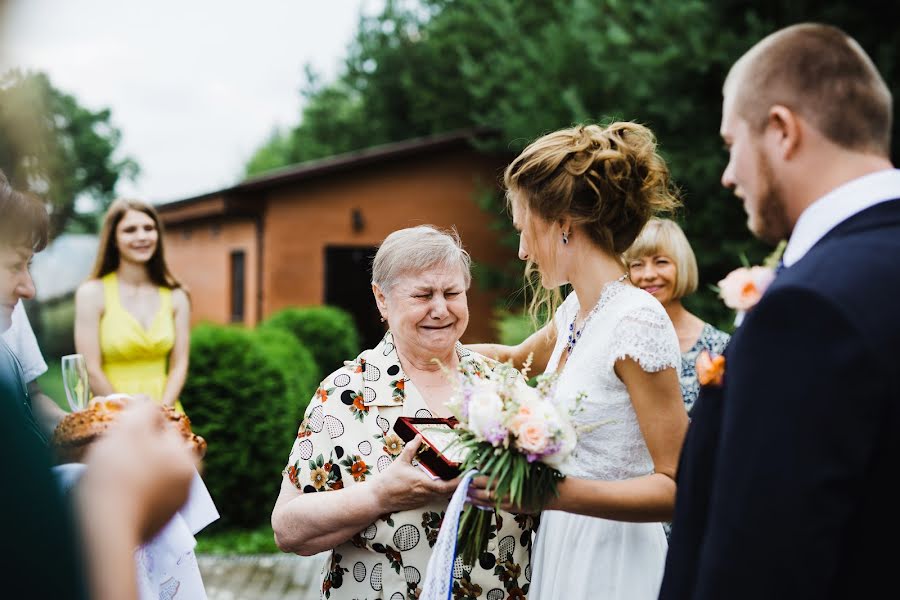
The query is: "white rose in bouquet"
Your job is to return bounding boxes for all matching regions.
[466,384,508,447]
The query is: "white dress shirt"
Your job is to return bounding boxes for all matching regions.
[783,168,900,267]
[0,301,48,382]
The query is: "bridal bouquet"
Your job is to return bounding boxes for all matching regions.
[444,356,579,566]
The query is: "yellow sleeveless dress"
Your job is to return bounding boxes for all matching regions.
[99,272,184,413]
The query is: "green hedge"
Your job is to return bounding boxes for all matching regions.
[181,323,317,528]
[260,306,360,382]
[254,327,320,419]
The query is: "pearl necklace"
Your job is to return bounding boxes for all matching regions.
[564,273,629,357]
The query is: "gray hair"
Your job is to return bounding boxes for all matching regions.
[371,225,472,292]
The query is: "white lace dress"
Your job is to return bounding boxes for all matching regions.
[529,282,680,600]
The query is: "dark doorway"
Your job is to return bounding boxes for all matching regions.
[324,246,384,349]
[230,250,246,323]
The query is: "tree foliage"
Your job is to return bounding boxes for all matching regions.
[0,70,138,237]
[246,0,900,325]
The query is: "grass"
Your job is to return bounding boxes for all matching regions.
[195,525,281,555]
[37,359,69,410]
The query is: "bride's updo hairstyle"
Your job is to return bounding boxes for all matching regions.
[504,122,681,320]
[505,121,680,254]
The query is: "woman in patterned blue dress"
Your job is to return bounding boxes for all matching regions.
[625,218,730,413]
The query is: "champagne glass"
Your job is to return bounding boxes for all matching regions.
[61,354,90,412]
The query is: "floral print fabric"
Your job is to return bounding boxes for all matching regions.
[284,332,536,600]
[679,322,731,413]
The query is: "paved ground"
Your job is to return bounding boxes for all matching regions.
[197,553,327,600]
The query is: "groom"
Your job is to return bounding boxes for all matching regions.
[659,23,900,600]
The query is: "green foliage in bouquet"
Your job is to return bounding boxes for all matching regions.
[445,358,577,566]
[455,432,566,566]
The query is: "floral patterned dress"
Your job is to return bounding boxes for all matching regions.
[679,323,730,413]
[283,332,536,600]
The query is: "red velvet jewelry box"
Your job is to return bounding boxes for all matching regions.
[393,417,464,480]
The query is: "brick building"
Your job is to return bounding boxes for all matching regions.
[156,130,515,348]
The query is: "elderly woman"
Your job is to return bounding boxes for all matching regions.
[624,218,730,412]
[272,225,535,600]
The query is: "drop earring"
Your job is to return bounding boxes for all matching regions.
[562,230,569,245]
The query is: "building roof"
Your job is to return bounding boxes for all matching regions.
[157,127,499,218]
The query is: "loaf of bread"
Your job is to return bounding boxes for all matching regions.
[52,397,207,463]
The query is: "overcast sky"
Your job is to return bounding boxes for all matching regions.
[1,0,376,204]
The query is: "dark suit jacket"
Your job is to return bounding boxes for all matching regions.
[659,198,900,600]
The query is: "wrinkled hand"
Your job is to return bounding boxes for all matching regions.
[80,400,198,543]
[466,475,540,514]
[372,435,460,513]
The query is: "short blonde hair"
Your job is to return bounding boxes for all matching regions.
[624,218,698,299]
[371,225,471,292]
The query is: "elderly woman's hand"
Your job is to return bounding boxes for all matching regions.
[372,435,460,512]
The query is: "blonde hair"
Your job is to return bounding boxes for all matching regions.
[371,225,471,292]
[505,122,681,322]
[624,218,698,299]
[725,23,892,155]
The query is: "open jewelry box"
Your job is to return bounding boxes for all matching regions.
[393,417,465,480]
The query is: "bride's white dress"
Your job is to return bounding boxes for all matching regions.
[529,282,680,600]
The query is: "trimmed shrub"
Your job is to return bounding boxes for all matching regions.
[261,306,361,382]
[181,323,316,528]
[493,309,537,346]
[253,327,320,419]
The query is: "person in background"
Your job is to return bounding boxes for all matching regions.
[624,218,730,412]
[75,199,190,411]
[2,300,67,435]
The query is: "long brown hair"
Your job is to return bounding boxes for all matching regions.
[89,198,182,289]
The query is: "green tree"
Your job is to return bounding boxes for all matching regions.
[0,70,138,237]
[245,0,900,326]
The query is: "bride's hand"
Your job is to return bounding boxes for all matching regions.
[466,475,540,514]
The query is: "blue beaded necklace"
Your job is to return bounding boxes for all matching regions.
[564,273,629,357]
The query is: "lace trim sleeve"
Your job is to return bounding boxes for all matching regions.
[610,306,681,373]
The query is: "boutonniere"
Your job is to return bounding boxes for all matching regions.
[716,240,786,326]
[695,350,726,387]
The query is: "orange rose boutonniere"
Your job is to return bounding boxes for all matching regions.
[696,350,726,388]
[716,240,786,326]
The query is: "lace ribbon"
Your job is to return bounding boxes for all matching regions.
[420,469,479,600]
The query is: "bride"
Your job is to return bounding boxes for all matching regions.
[469,122,688,599]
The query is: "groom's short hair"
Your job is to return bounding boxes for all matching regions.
[724,23,892,156]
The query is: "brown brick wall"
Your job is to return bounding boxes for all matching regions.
[260,148,513,344]
[159,145,517,349]
[164,217,259,327]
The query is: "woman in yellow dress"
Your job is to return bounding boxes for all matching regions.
[75,199,190,412]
